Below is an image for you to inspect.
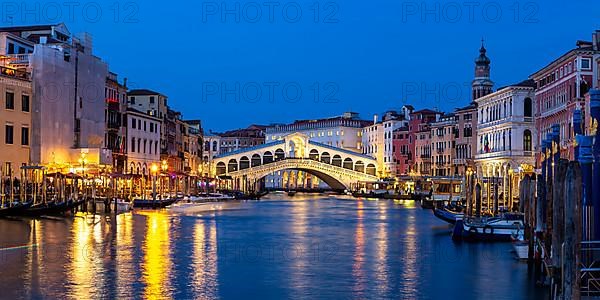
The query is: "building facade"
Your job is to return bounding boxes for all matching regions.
[453,103,478,176]
[125,108,161,175]
[530,32,599,165]
[430,113,457,177]
[0,65,31,177]
[474,81,536,206]
[105,72,128,173]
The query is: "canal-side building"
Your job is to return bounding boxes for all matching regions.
[125,108,161,175]
[0,64,31,176]
[0,24,111,172]
[474,80,536,204]
[430,113,457,177]
[530,31,599,165]
[392,125,411,176]
[453,102,478,176]
[363,108,412,178]
[408,109,440,176]
[105,72,128,173]
[182,119,203,175]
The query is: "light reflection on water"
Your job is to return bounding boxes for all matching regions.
[0,194,545,299]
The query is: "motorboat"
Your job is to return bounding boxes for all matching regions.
[433,206,464,224]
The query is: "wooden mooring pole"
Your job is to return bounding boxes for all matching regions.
[551,159,568,297]
[562,161,582,300]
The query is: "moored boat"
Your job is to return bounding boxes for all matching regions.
[0,201,33,217]
[433,207,464,224]
[452,214,524,242]
[133,197,177,209]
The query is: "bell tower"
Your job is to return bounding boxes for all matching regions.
[472,39,494,100]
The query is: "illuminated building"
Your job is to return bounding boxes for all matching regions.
[0,23,111,171]
[430,113,457,177]
[474,80,536,204]
[219,125,266,155]
[453,102,478,176]
[0,63,31,176]
[181,119,203,175]
[409,109,440,176]
[105,72,128,173]
[125,108,161,175]
[530,31,600,165]
[363,108,412,178]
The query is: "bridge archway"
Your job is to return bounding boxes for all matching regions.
[216,162,226,175]
[263,151,273,164]
[355,161,365,172]
[320,152,331,164]
[309,149,319,160]
[332,155,342,167]
[366,163,376,176]
[274,149,285,161]
[228,159,238,172]
[267,168,347,190]
[251,154,261,167]
[240,156,250,170]
[343,158,353,170]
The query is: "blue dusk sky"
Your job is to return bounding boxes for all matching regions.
[3,0,600,131]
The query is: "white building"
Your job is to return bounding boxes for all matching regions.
[0,24,110,168]
[125,108,161,175]
[474,80,536,207]
[362,107,412,178]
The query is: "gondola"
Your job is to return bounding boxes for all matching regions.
[21,200,70,217]
[0,201,33,217]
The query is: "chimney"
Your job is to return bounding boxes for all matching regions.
[594,30,600,51]
[373,114,378,125]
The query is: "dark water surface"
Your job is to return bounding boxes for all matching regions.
[0,194,545,299]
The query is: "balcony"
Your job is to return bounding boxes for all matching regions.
[475,150,535,160]
[1,54,30,68]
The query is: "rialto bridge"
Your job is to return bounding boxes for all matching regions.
[211,133,379,191]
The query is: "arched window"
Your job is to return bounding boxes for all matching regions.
[523,130,532,151]
[524,97,532,118]
[212,141,218,151]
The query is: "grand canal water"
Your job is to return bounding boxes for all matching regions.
[0,194,545,299]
